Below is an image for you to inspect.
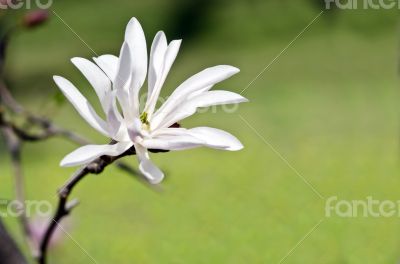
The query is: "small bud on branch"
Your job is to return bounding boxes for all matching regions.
[22,10,49,29]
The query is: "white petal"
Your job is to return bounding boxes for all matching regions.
[172,65,239,96]
[127,118,143,142]
[187,84,214,99]
[106,91,123,140]
[114,42,132,91]
[156,90,248,129]
[141,133,205,151]
[152,65,239,128]
[136,145,164,184]
[125,17,147,96]
[93,55,119,81]
[60,142,133,167]
[188,90,248,107]
[189,127,244,151]
[71,57,112,113]
[146,39,182,117]
[148,31,167,97]
[114,43,135,121]
[53,76,109,137]
[161,40,181,81]
[106,92,129,142]
[150,127,190,137]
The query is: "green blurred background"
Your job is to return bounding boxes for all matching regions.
[1,0,399,263]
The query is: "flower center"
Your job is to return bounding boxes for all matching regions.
[140,111,150,131]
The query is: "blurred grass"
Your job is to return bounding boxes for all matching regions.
[0,0,399,263]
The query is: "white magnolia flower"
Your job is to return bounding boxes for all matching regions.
[54,17,248,184]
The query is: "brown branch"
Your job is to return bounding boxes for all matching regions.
[1,89,161,263]
[0,38,29,261]
[0,113,29,264]
[37,147,136,264]
[0,78,161,261]
[0,81,24,113]
[0,126,38,252]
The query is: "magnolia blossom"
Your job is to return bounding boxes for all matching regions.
[54,17,248,184]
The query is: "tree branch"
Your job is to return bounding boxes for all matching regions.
[37,148,136,264]
[0,126,40,256]
[0,73,160,262]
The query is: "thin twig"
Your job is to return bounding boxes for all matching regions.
[38,148,136,264]
[0,126,38,254]
[0,72,159,263]
[0,81,24,113]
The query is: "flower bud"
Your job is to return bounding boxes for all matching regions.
[22,10,49,29]
[0,0,16,7]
